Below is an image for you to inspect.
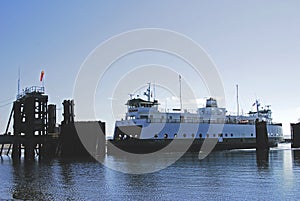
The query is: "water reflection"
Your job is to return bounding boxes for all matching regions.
[1,144,300,201]
[11,160,55,200]
[256,150,269,169]
[104,152,184,174]
[293,150,300,166]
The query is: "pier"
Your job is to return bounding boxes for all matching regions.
[0,87,105,160]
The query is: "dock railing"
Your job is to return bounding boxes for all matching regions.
[16,86,45,99]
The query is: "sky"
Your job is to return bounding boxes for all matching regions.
[1,1,300,137]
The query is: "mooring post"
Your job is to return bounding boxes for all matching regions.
[255,120,269,167]
[256,120,269,150]
[255,120,269,166]
[291,123,300,148]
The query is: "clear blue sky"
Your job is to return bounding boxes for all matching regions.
[1,1,300,136]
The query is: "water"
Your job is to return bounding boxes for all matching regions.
[1,143,300,201]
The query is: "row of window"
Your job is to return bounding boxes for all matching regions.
[154,133,255,139]
[118,134,138,139]
[119,133,279,139]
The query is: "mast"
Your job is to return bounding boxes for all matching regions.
[179,75,182,111]
[256,99,260,118]
[153,82,156,101]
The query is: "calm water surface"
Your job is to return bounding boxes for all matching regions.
[0,143,300,201]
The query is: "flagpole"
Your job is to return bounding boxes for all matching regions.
[42,79,45,92]
[40,70,45,93]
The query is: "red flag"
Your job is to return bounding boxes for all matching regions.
[40,70,44,82]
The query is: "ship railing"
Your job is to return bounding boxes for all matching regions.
[147,118,227,124]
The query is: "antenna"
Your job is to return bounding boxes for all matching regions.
[17,67,20,98]
[143,82,151,102]
[179,75,182,111]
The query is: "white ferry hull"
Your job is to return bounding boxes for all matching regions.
[108,137,282,154]
[108,123,283,154]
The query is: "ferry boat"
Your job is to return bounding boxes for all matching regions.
[109,84,284,153]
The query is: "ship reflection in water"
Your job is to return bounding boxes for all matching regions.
[0,143,300,200]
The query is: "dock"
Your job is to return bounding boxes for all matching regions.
[0,86,105,160]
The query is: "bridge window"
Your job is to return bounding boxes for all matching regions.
[164,134,168,139]
[183,133,187,138]
[191,133,195,138]
[154,134,158,138]
[174,133,177,138]
[199,133,202,138]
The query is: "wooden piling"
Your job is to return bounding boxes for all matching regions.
[291,123,300,148]
[12,144,21,160]
[256,120,269,150]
